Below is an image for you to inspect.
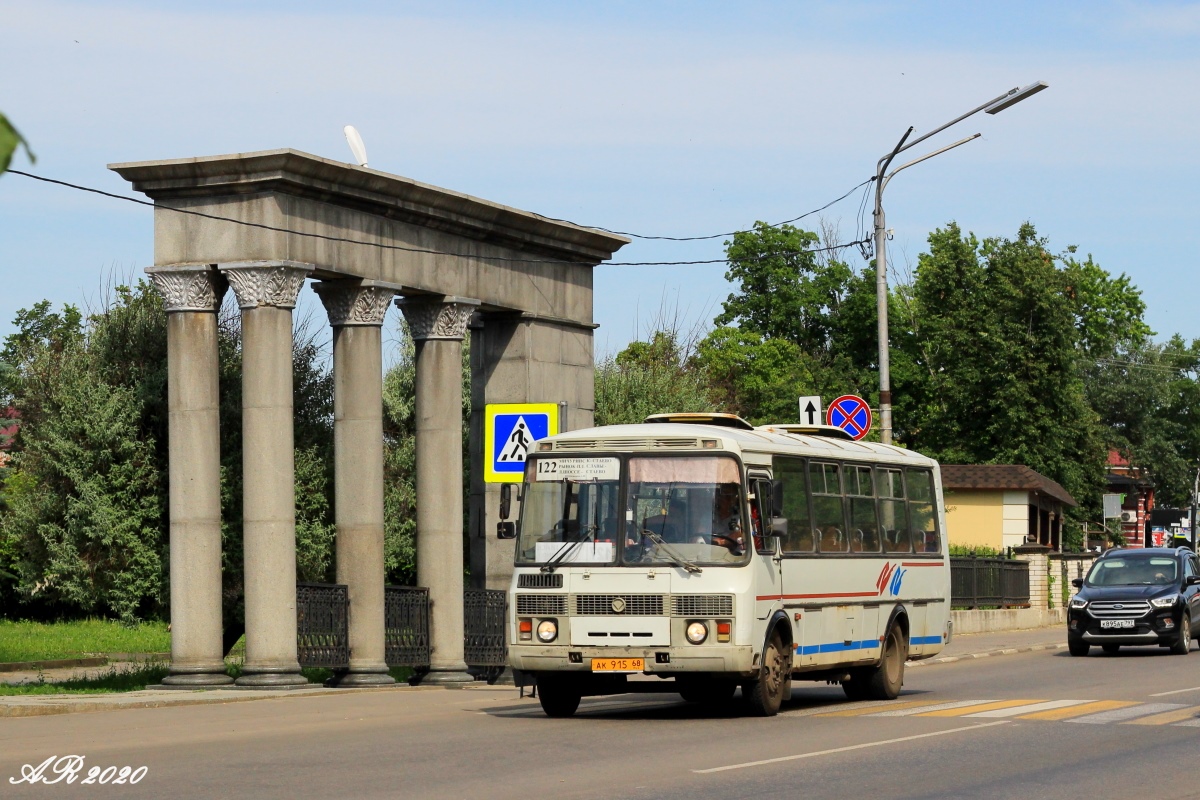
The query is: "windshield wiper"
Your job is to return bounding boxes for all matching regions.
[642,531,702,574]
[541,524,598,573]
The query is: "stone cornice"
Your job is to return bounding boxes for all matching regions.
[145,265,227,312]
[313,281,396,327]
[220,261,312,310]
[397,296,481,341]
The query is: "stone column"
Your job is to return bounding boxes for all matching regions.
[147,266,233,687]
[221,261,311,688]
[314,281,397,686]
[398,295,480,685]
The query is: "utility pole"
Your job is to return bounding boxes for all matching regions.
[872,81,1048,445]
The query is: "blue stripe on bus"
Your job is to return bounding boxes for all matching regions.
[794,634,942,655]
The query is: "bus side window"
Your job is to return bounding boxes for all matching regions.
[906,469,940,554]
[810,462,847,553]
[775,457,813,553]
[877,467,909,554]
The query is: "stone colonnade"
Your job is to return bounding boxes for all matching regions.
[149,261,478,687]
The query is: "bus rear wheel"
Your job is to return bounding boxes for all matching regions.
[849,623,907,701]
[537,675,582,718]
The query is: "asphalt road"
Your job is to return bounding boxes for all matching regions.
[5,643,1200,800]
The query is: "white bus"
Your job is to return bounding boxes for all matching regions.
[502,413,951,717]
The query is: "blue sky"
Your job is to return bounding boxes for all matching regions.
[3,1,1200,361]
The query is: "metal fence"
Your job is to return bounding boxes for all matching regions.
[464,589,508,668]
[296,584,507,676]
[297,583,350,668]
[950,557,1030,609]
[385,586,431,668]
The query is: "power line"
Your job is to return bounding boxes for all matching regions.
[530,177,876,242]
[8,169,870,267]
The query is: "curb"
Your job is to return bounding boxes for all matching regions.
[0,684,441,719]
[0,658,108,673]
[908,641,1068,667]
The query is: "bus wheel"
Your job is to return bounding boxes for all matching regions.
[744,632,789,717]
[841,672,871,700]
[863,623,907,700]
[537,676,582,718]
[677,677,737,704]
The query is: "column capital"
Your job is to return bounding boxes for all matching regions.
[219,261,313,310]
[396,296,481,341]
[312,281,396,327]
[146,265,227,312]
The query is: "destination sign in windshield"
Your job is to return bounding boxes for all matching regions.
[532,457,620,482]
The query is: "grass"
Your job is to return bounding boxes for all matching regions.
[0,619,170,663]
[0,662,170,695]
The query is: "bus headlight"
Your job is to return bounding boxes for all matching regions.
[686,621,708,644]
[536,619,558,643]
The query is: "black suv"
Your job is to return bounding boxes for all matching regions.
[1067,547,1200,657]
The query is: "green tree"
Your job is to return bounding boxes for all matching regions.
[596,330,712,426]
[906,223,1107,544]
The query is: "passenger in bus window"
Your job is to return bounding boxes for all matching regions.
[820,526,846,552]
[709,485,745,554]
[883,528,912,553]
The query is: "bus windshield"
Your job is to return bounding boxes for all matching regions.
[513,454,750,567]
[625,456,749,567]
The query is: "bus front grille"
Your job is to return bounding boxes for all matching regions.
[516,594,568,615]
[574,594,666,616]
[671,594,734,617]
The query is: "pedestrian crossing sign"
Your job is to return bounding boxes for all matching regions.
[484,403,559,483]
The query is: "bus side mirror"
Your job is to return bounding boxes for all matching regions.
[1071,578,1083,589]
[770,517,788,538]
[500,484,512,520]
[497,521,516,539]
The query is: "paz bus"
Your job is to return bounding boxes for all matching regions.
[501,412,951,717]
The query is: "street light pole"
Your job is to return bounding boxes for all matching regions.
[873,81,1048,445]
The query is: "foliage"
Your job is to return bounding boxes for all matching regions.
[946,544,1006,558]
[0,661,169,695]
[0,111,34,175]
[596,330,712,426]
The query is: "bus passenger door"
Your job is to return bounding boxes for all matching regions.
[750,476,783,622]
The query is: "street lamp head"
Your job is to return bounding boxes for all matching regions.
[984,80,1049,115]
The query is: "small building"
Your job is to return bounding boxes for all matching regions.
[1106,451,1154,548]
[942,465,1078,552]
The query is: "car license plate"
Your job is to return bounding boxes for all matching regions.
[1100,619,1135,629]
[591,657,644,672]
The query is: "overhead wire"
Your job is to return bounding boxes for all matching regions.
[8,169,871,267]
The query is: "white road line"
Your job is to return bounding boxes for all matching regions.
[1149,686,1200,697]
[966,699,1085,718]
[692,721,1010,774]
[1067,703,1187,724]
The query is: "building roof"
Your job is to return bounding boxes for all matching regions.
[941,464,1078,508]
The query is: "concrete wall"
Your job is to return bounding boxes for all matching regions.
[951,608,1066,635]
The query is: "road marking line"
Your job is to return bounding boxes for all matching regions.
[693,721,1010,774]
[1018,700,1136,721]
[1149,686,1200,697]
[815,699,964,717]
[1171,717,1200,727]
[964,699,1085,718]
[917,699,1041,718]
[873,699,996,717]
[1067,702,1187,724]
[1124,706,1200,726]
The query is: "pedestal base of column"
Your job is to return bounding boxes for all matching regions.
[234,668,309,688]
[325,668,396,688]
[417,668,476,687]
[159,669,234,688]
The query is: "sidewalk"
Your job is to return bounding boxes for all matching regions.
[909,625,1066,667]
[1,626,1068,718]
